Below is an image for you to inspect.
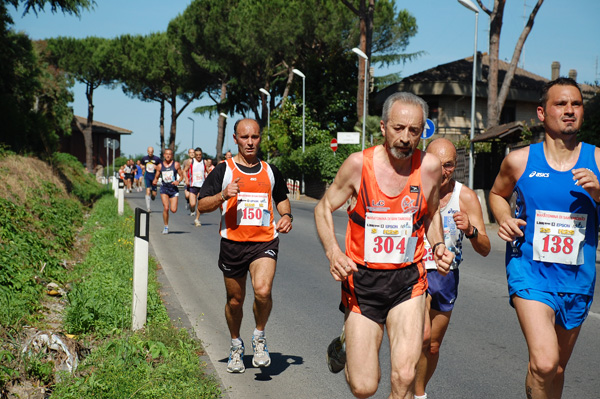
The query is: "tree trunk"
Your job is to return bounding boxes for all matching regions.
[159,99,165,156]
[479,0,544,128]
[84,83,94,173]
[168,93,177,152]
[281,67,296,106]
[342,0,374,122]
[216,80,227,162]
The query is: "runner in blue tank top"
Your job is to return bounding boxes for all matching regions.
[152,148,183,234]
[490,77,599,399]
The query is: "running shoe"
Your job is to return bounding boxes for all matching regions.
[194,220,202,227]
[227,344,245,373]
[147,208,151,213]
[162,226,169,235]
[190,211,196,217]
[252,336,271,367]
[326,334,346,373]
[151,193,156,201]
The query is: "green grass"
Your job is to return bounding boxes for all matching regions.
[0,155,222,398]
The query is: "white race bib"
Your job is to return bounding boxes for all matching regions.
[237,192,270,226]
[364,212,415,264]
[162,170,174,183]
[192,171,204,187]
[532,210,586,265]
[146,163,156,173]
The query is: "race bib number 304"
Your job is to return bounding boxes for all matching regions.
[364,212,416,264]
[532,210,586,265]
[237,192,270,226]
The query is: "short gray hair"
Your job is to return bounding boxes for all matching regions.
[381,92,428,127]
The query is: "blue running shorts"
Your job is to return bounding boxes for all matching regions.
[512,289,592,330]
[427,269,459,312]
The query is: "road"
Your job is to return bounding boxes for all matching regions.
[125,190,599,398]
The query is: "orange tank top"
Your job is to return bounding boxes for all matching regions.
[345,146,428,270]
[219,158,277,242]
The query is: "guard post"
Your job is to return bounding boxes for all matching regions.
[112,175,118,197]
[118,179,125,216]
[132,207,150,331]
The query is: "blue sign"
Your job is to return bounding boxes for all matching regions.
[421,118,435,139]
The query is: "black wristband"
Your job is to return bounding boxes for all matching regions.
[282,213,293,222]
[432,242,445,253]
[465,226,478,239]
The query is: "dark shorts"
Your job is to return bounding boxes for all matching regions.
[427,269,459,312]
[124,173,134,181]
[160,183,179,197]
[144,174,157,191]
[340,262,427,324]
[188,186,201,195]
[511,289,592,330]
[218,237,279,279]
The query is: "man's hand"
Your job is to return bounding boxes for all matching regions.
[573,168,600,203]
[223,177,241,199]
[497,217,527,242]
[327,248,358,282]
[275,215,292,234]
[453,211,472,235]
[433,243,454,276]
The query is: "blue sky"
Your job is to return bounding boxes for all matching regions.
[10,0,600,158]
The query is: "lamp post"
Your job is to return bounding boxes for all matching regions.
[187,116,195,149]
[458,0,479,189]
[292,68,306,193]
[352,47,368,150]
[259,88,271,161]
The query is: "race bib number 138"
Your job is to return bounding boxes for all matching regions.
[532,210,586,265]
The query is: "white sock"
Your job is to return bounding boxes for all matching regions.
[414,394,427,399]
[253,328,265,338]
[231,337,243,347]
[145,195,150,209]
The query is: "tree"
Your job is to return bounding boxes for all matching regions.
[476,0,545,128]
[0,0,90,157]
[114,32,206,155]
[341,0,420,120]
[579,93,600,147]
[47,36,116,171]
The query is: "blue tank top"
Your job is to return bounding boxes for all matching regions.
[506,142,598,296]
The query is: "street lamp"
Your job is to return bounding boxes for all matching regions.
[259,88,271,161]
[292,68,306,194]
[352,47,368,150]
[187,117,195,149]
[458,0,479,189]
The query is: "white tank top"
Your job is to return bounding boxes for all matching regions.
[424,181,464,270]
[190,158,206,187]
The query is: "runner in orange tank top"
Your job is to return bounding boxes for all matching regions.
[315,92,454,399]
[197,118,292,374]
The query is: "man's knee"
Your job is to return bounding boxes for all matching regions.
[348,375,379,399]
[390,363,417,390]
[529,355,559,382]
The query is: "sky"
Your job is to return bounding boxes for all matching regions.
[9,0,600,158]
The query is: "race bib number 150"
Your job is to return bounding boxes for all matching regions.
[237,192,270,226]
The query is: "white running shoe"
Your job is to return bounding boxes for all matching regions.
[252,336,271,367]
[227,344,245,373]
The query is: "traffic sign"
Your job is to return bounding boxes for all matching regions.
[104,138,119,150]
[421,118,435,139]
[330,138,338,152]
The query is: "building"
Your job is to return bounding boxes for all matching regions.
[374,53,598,188]
[60,115,132,170]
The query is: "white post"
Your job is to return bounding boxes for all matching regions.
[118,179,124,215]
[113,176,118,198]
[132,208,149,331]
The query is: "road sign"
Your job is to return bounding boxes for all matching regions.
[330,138,338,152]
[421,118,435,139]
[104,138,119,150]
[337,132,360,144]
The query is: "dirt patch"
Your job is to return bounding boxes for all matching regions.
[0,155,67,203]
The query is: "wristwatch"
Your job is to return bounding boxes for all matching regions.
[465,226,478,239]
[282,213,293,222]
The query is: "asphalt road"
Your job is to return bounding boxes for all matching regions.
[125,190,599,398]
